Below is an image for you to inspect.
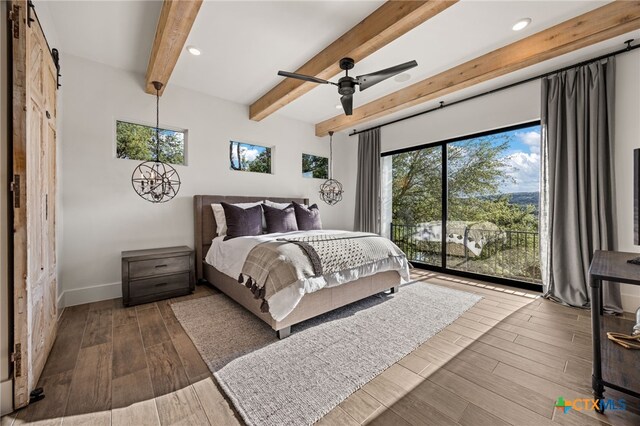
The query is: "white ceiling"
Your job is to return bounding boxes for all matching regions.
[273,0,614,123]
[45,1,161,74]
[45,0,638,129]
[171,0,384,105]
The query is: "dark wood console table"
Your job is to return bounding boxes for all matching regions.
[589,250,640,413]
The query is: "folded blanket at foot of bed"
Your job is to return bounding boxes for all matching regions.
[238,232,407,312]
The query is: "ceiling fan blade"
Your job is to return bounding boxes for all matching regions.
[340,95,353,116]
[356,60,418,91]
[277,71,332,85]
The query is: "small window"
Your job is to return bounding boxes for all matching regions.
[302,154,328,179]
[116,120,186,166]
[229,141,272,174]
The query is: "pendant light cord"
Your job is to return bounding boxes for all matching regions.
[329,131,334,179]
[155,84,160,162]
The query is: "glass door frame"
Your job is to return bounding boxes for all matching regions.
[382,120,543,293]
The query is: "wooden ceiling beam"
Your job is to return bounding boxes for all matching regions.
[145,0,203,95]
[315,0,640,137]
[249,0,458,121]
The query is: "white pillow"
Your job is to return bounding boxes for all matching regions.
[211,201,263,236]
[264,200,306,209]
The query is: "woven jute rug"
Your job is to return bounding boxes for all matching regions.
[172,281,481,426]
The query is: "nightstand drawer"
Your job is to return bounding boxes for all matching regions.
[129,272,190,298]
[129,255,190,279]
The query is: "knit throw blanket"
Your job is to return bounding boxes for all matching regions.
[237,232,406,313]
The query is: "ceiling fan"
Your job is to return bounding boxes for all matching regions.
[277,57,417,115]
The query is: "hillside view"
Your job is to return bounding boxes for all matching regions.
[486,191,540,216]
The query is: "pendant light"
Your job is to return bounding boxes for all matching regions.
[319,131,344,205]
[131,81,181,203]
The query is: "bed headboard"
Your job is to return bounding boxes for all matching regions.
[193,195,309,281]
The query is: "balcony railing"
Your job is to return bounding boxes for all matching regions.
[390,222,541,284]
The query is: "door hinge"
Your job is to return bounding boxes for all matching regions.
[11,343,22,378]
[52,48,62,89]
[10,175,21,208]
[27,0,35,28]
[8,5,20,39]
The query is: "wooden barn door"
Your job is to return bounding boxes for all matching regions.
[9,0,58,408]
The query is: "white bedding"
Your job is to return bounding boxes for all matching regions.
[205,230,410,321]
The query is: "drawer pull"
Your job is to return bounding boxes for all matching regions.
[155,264,168,268]
[154,282,169,287]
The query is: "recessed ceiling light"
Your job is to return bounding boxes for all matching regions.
[335,104,343,110]
[186,45,201,56]
[512,18,532,31]
[394,73,411,83]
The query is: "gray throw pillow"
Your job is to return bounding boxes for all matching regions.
[221,202,263,240]
[262,204,298,234]
[293,202,322,230]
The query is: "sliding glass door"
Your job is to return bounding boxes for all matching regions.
[386,122,542,287]
[390,145,443,267]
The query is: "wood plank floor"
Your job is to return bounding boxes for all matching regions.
[3,271,639,425]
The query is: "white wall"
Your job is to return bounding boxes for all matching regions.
[613,51,640,312]
[380,80,540,153]
[59,54,355,306]
[376,53,640,313]
[333,131,357,232]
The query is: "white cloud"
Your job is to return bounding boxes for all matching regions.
[516,130,541,154]
[241,147,260,162]
[230,146,261,164]
[501,152,540,193]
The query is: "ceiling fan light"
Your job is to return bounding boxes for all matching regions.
[278,57,416,116]
[394,73,411,83]
[512,18,531,31]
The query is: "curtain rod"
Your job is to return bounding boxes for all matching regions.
[348,39,638,137]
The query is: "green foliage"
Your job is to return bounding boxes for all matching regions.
[229,142,272,174]
[302,154,328,179]
[392,145,442,225]
[157,131,185,165]
[449,196,538,232]
[392,136,538,232]
[247,149,272,174]
[116,121,153,161]
[116,121,185,165]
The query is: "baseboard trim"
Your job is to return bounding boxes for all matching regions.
[57,291,65,317]
[621,292,640,313]
[60,282,122,308]
[1,378,13,416]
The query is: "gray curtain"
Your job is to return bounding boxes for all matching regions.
[540,58,622,313]
[354,128,381,233]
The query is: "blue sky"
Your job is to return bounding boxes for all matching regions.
[460,124,541,194]
[230,142,267,168]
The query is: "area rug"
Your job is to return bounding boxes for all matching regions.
[171,281,481,426]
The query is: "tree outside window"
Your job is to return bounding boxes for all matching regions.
[302,154,328,179]
[229,141,272,174]
[116,120,186,166]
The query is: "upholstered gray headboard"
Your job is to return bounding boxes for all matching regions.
[193,195,309,281]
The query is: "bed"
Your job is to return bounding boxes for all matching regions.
[194,195,409,338]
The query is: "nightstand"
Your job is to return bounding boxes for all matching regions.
[122,246,195,306]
